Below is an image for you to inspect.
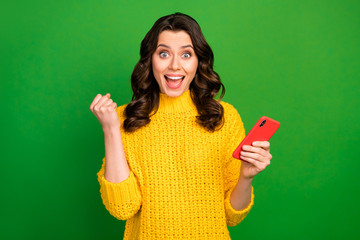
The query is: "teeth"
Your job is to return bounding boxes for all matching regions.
[166,76,184,80]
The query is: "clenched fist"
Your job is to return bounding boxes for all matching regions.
[90,93,120,132]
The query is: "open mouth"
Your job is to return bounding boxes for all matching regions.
[164,75,185,89]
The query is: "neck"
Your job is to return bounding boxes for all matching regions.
[156,90,197,113]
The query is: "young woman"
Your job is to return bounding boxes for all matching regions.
[90,12,272,239]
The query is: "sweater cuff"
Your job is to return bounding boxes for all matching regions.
[99,171,142,204]
[224,186,254,226]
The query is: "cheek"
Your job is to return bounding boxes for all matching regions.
[152,64,161,84]
[183,60,198,75]
[151,57,158,74]
[152,59,167,77]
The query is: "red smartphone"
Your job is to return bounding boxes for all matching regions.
[232,116,280,160]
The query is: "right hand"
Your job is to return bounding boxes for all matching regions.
[90,93,120,131]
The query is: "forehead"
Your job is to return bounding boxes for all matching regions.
[157,30,193,46]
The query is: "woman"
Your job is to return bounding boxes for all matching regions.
[90,12,272,239]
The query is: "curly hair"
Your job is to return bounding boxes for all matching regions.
[123,12,225,132]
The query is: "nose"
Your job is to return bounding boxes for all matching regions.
[169,55,181,70]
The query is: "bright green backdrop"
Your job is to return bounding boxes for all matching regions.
[1,0,359,239]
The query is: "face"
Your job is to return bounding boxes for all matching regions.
[152,30,198,97]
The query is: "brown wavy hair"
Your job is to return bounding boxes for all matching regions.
[123,12,225,132]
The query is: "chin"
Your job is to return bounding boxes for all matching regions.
[162,89,184,98]
[160,82,187,97]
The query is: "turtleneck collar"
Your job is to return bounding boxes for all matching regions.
[156,90,197,113]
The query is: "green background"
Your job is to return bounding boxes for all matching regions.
[1,0,359,239]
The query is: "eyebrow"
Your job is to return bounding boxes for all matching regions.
[157,44,194,49]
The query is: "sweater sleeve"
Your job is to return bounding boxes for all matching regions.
[223,104,255,227]
[97,156,142,220]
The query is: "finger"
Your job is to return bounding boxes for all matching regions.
[252,141,270,150]
[240,155,269,171]
[242,145,268,156]
[94,94,111,111]
[240,150,267,163]
[90,94,102,111]
[101,101,117,113]
[102,98,114,107]
[98,99,115,112]
[239,155,257,165]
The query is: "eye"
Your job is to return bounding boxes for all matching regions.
[159,51,169,58]
[182,52,191,58]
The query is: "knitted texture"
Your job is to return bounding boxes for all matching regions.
[97,90,255,239]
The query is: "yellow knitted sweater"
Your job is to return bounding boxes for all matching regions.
[97,90,255,239]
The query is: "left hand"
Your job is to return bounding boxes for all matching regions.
[239,141,272,179]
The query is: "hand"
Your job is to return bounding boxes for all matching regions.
[90,93,120,132]
[239,141,272,179]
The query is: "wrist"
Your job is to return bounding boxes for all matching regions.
[239,172,254,182]
[102,125,121,135]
